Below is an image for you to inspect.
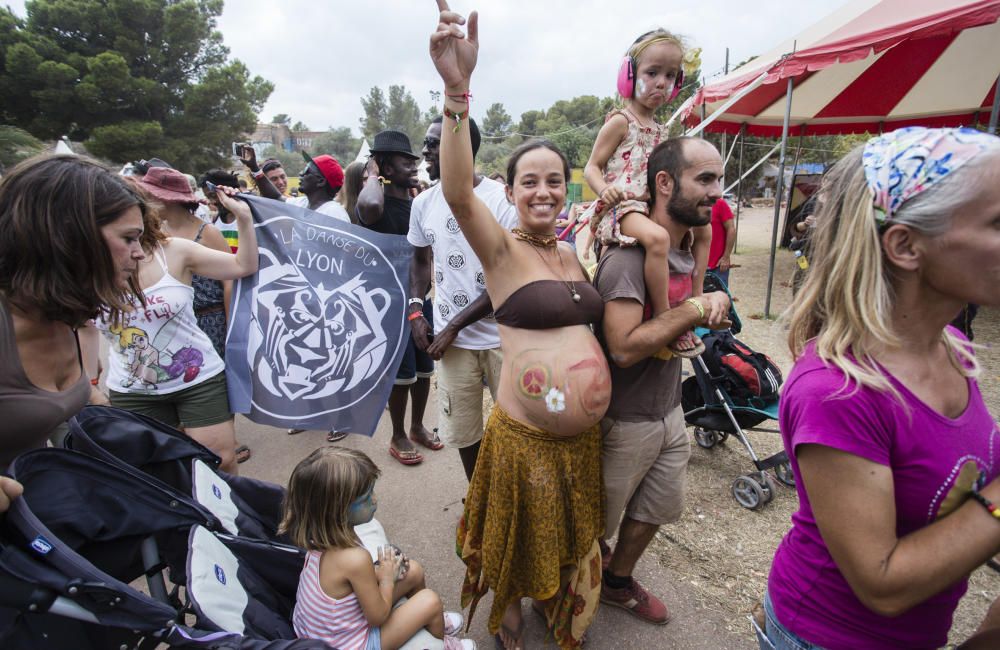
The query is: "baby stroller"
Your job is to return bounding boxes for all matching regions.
[681,271,794,510]
[0,406,441,649]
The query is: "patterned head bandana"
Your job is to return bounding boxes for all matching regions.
[861,127,1000,224]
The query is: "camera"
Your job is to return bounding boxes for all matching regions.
[231,142,249,157]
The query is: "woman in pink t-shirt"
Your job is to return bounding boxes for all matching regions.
[759,127,1000,650]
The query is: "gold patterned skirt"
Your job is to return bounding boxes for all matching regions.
[457,405,604,649]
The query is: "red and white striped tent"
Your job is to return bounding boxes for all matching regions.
[677,0,1000,315]
[680,0,1000,136]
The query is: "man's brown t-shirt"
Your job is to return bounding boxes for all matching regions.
[593,245,695,421]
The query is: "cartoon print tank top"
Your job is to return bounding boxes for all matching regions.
[99,245,224,395]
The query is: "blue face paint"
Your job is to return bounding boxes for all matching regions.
[348,485,377,525]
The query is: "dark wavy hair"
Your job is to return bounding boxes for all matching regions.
[0,154,147,326]
[505,139,571,188]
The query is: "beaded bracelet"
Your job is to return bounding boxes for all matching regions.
[443,106,470,133]
[969,490,1000,520]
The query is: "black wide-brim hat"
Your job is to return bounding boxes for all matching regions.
[370,130,419,159]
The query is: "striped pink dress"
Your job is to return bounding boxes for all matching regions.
[293,550,372,649]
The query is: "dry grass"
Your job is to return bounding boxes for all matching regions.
[648,207,1000,646]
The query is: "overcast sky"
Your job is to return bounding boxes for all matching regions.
[6,0,839,135]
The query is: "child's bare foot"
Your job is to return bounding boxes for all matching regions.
[667,331,705,359]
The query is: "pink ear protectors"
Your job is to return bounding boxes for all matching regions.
[616,37,685,101]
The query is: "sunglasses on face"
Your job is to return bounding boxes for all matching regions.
[423,138,441,149]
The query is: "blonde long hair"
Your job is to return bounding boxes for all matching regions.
[787,145,989,396]
[279,447,380,551]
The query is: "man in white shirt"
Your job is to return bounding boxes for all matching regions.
[240,147,350,223]
[286,152,351,223]
[407,116,517,479]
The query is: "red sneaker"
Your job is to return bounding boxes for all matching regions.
[600,577,671,625]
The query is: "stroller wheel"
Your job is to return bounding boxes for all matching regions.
[774,461,796,487]
[694,427,718,449]
[732,475,767,510]
[758,472,776,505]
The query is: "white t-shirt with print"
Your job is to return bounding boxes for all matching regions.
[288,196,351,223]
[408,178,516,350]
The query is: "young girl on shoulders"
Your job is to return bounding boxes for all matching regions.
[584,29,709,357]
[281,447,474,650]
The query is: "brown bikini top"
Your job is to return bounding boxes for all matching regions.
[493,280,603,329]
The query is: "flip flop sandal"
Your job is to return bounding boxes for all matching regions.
[493,617,525,650]
[235,445,252,464]
[389,446,423,466]
[668,331,706,359]
[410,427,445,451]
[327,430,349,443]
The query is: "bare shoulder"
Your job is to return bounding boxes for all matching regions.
[334,546,374,575]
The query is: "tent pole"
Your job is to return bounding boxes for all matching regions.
[734,123,747,250]
[989,73,1000,135]
[764,77,795,319]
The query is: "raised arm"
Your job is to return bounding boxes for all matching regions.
[430,1,508,268]
[182,189,259,281]
[238,146,283,201]
[356,158,385,226]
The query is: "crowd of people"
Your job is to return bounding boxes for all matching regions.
[1,2,1000,649]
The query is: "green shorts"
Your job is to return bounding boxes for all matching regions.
[109,371,232,429]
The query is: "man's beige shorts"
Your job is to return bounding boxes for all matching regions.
[435,346,503,448]
[601,406,690,538]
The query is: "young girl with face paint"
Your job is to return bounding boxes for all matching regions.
[584,29,710,358]
[280,447,475,650]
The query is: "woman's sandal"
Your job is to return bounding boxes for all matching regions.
[234,445,251,464]
[668,330,706,359]
[493,617,525,650]
[327,430,348,443]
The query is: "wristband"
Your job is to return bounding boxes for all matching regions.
[90,377,100,386]
[443,106,470,133]
[684,297,706,321]
[407,311,425,322]
[252,170,265,180]
[377,176,391,186]
[408,297,425,308]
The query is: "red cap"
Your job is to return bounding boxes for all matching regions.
[302,151,344,189]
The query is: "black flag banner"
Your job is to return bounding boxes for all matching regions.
[226,196,412,437]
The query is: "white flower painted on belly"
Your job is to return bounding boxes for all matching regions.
[545,387,566,413]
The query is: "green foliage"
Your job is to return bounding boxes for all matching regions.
[360,85,425,152]
[312,126,362,165]
[359,87,388,138]
[0,0,273,170]
[271,113,290,125]
[259,145,302,175]
[0,124,44,168]
[481,102,512,138]
[291,120,309,132]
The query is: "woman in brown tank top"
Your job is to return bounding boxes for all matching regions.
[0,154,150,470]
[432,7,610,648]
